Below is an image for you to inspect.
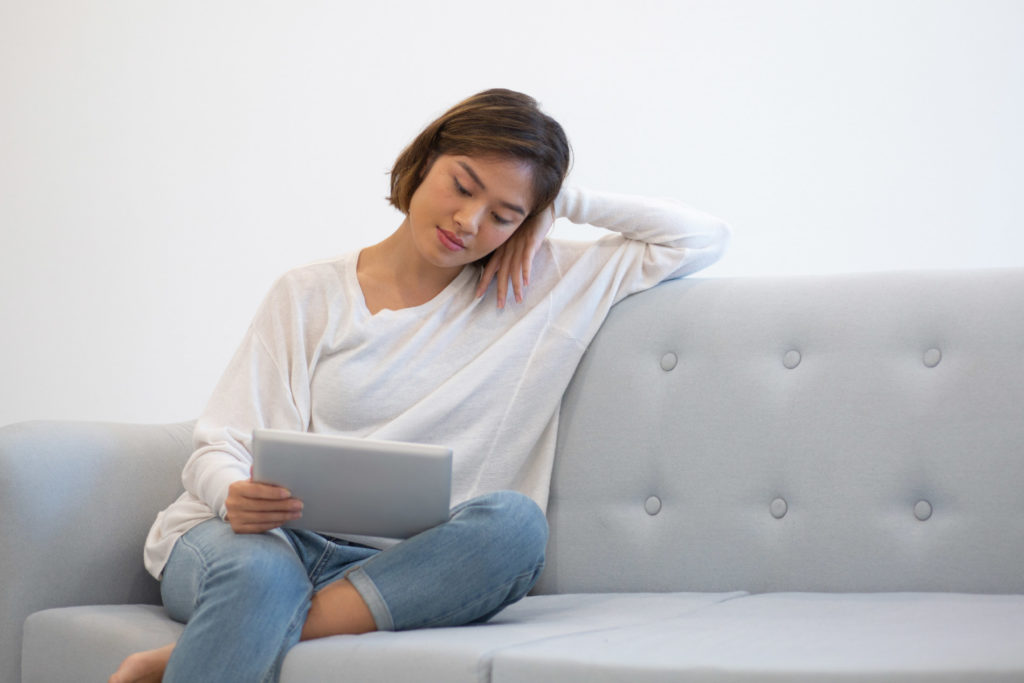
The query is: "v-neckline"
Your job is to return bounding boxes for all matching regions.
[349,251,475,319]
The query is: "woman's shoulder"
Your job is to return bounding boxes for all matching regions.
[267,253,354,297]
[252,253,358,324]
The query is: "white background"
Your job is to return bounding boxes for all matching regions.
[2,0,1022,426]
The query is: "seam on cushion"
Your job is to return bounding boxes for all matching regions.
[474,591,750,683]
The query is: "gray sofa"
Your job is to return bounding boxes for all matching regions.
[4,269,1024,682]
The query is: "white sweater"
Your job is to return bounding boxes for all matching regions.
[143,186,730,578]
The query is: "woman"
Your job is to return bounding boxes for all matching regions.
[110,88,729,683]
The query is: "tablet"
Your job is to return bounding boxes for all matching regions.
[251,428,452,539]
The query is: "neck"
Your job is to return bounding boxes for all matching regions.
[356,218,467,312]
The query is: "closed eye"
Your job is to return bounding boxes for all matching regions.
[454,172,516,226]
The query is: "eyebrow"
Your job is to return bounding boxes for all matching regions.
[457,161,528,216]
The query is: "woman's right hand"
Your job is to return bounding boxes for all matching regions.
[224,477,304,534]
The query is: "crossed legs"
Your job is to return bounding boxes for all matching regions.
[110,491,547,683]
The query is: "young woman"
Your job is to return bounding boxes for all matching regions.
[110,88,729,683]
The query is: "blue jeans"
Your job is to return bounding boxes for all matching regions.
[159,490,548,683]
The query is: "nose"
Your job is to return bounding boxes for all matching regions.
[453,201,485,236]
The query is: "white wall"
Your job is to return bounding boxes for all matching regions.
[2,0,1022,426]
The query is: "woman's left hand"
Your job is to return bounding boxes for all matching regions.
[476,204,555,307]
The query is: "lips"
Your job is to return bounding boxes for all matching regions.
[436,227,465,251]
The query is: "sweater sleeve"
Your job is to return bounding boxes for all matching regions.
[181,272,316,519]
[552,184,731,292]
[537,185,729,346]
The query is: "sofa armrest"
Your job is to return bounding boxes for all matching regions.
[0,420,192,683]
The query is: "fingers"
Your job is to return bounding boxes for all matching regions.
[477,212,549,307]
[521,215,546,287]
[231,514,297,534]
[478,239,527,308]
[522,242,533,288]
[476,249,502,299]
[225,479,303,534]
[242,480,295,501]
[508,236,526,305]
[495,244,514,308]
[230,503,304,533]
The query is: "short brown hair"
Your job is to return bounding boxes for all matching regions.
[388,89,571,219]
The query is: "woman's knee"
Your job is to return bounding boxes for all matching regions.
[455,491,549,568]
[162,520,310,622]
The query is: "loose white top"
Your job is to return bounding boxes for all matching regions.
[143,186,730,578]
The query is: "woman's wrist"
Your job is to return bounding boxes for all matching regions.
[552,183,578,221]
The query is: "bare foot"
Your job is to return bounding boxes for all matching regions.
[108,643,175,683]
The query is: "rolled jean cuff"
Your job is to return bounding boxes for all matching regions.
[345,565,395,631]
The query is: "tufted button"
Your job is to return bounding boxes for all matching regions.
[770,497,788,519]
[660,352,678,372]
[645,496,662,516]
[923,348,942,368]
[783,350,802,369]
[914,500,933,521]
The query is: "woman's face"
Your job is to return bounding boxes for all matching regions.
[407,154,534,268]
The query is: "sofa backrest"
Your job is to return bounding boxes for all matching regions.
[536,268,1024,595]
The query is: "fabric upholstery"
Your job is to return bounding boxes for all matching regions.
[0,420,192,683]
[538,269,1024,595]
[490,593,1024,682]
[22,605,184,683]
[23,593,745,683]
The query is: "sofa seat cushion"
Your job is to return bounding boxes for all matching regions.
[490,592,1024,682]
[22,604,184,683]
[282,591,745,681]
[23,592,745,683]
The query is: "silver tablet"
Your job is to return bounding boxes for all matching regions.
[251,428,452,539]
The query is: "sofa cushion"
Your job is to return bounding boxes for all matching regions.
[23,592,745,683]
[490,592,1024,682]
[22,605,184,683]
